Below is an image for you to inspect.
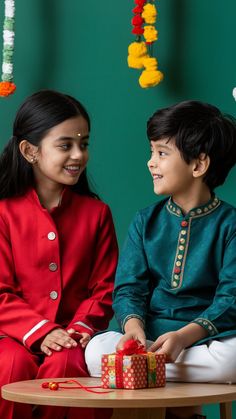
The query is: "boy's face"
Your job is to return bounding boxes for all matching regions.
[147,138,196,198]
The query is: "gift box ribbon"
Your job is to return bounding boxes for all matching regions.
[112,339,161,388]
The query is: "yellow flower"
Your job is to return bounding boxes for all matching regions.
[143,26,158,43]
[139,69,164,88]
[139,57,163,88]
[127,42,149,69]
[128,55,148,69]
[128,42,148,58]
[142,4,157,24]
[143,57,158,70]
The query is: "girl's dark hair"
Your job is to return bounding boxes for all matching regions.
[147,100,236,190]
[0,89,98,199]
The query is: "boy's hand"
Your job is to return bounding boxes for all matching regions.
[147,331,185,362]
[116,317,146,351]
[116,329,146,351]
[40,328,78,356]
[67,328,91,348]
[147,323,209,362]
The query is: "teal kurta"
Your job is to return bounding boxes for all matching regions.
[113,196,236,344]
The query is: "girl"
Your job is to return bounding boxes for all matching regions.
[0,90,118,419]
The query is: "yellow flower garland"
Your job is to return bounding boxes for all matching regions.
[139,57,163,88]
[142,3,157,24]
[128,0,163,89]
[127,41,149,69]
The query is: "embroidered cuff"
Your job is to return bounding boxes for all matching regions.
[121,314,145,333]
[192,318,219,336]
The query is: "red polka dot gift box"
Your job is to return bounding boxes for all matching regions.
[101,339,166,389]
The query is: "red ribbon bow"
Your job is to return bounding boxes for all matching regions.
[116,339,146,355]
[114,339,147,388]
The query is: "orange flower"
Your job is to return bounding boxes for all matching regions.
[0,81,16,97]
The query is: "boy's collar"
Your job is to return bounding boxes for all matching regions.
[166,194,221,218]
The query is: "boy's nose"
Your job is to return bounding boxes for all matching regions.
[147,157,157,169]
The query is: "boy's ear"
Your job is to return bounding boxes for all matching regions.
[19,140,38,164]
[192,153,210,178]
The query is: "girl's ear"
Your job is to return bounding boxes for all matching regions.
[192,153,210,178]
[19,140,38,164]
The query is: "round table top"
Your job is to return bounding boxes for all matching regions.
[2,377,236,408]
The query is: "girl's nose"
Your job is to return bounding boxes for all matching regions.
[71,146,84,160]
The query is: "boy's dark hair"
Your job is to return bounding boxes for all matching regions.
[147,100,236,190]
[0,89,98,200]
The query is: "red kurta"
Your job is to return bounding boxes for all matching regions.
[0,187,118,350]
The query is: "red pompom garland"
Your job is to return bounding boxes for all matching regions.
[128,0,164,88]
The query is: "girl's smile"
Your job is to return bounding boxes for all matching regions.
[63,165,82,177]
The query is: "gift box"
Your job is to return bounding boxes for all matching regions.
[101,340,166,389]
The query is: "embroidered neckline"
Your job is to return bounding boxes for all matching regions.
[166,195,221,218]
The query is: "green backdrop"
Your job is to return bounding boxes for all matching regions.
[1,1,236,417]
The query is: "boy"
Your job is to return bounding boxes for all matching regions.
[85,101,236,419]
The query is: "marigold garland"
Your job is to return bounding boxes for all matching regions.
[0,0,16,97]
[127,0,163,89]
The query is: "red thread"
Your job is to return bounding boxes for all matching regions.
[41,379,112,394]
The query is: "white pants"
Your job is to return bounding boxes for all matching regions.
[85,331,236,384]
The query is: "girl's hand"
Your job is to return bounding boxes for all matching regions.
[40,328,78,356]
[67,328,91,348]
[147,331,185,362]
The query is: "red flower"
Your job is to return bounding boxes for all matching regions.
[132,26,144,35]
[132,14,144,26]
[132,6,143,13]
[134,0,146,6]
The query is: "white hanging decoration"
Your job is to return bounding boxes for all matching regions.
[0,0,16,97]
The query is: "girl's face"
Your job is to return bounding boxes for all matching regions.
[32,115,89,191]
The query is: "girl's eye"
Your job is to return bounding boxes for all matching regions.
[80,142,89,150]
[59,144,71,150]
[159,151,167,156]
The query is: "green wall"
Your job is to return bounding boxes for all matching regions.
[1,1,236,417]
[1,0,236,244]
